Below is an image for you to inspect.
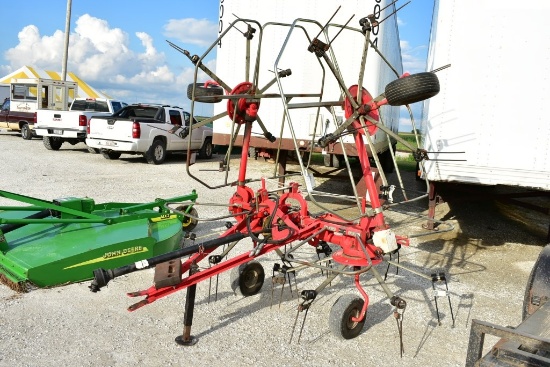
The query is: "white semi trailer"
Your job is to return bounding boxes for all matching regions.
[421,0,550,191]
[212,0,404,169]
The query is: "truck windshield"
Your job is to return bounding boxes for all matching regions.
[117,106,158,119]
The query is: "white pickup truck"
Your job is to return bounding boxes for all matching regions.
[35,98,126,151]
[86,103,213,164]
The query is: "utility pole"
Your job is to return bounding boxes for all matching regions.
[61,0,72,81]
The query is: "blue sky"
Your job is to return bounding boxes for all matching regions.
[0,0,434,131]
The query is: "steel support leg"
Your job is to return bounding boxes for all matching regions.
[175,262,199,346]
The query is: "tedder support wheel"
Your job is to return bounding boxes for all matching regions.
[187,83,224,103]
[230,260,265,297]
[176,205,198,232]
[43,136,63,150]
[385,72,440,106]
[329,294,366,340]
[523,243,550,320]
[145,139,166,165]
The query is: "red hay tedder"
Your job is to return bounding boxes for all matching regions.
[90,5,453,354]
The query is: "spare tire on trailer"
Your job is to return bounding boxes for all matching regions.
[385,72,440,106]
[187,83,224,103]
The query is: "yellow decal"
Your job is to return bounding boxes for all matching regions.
[150,214,178,222]
[63,246,149,269]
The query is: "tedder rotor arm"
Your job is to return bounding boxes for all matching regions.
[317,71,442,161]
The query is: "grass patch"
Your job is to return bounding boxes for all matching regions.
[396,132,419,152]
[396,158,417,172]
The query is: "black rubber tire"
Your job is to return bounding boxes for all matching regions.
[101,150,122,160]
[87,146,100,154]
[230,260,265,297]
[198,137,213,159]
[248,146,257,160]
[329,294,366,340]
[145,139,166,165]
[43,136,63,150]
[385,72,440,106]
[522,244,550,320]
[21,124,32,140]
[187,83,224,103]
[175,205,198,232]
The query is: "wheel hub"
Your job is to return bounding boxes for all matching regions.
[227,82,260,124]
[343,85,379,136]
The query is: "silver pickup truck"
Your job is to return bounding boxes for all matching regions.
[86,103,213,164]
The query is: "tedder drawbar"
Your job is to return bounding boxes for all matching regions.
[0,190,198,292]
[90,4,454,354]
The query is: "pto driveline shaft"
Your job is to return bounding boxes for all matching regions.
[89,232,246,292]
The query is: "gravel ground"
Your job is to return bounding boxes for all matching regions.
[0,131,547,367]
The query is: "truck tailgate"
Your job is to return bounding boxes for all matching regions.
[88,117,134,141]
[36,110,67,128]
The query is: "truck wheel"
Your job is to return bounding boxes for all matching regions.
[87,147,100,154]
[145,139,166,165]
[198,137,213,159]
[43,136,63,150]
[21,124,32,140]
[385,72,440,106]
[187,83,224,103]
[101,150,121,160]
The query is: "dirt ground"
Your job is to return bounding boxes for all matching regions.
[0,132,548,367]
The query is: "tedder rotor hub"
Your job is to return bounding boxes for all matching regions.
[227,82,260,124]
[344,85,379,136]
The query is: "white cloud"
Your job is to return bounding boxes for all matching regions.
[163,18,218,47]
[400,40,427,74]
[1,14,217,111]
[5,25,66,68]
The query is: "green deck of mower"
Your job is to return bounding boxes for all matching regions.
[0,190,198,292]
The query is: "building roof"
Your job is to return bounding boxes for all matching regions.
[0,65,111,99]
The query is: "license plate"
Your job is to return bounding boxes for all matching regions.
[53,129,63,135]
[105,141,116,147]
